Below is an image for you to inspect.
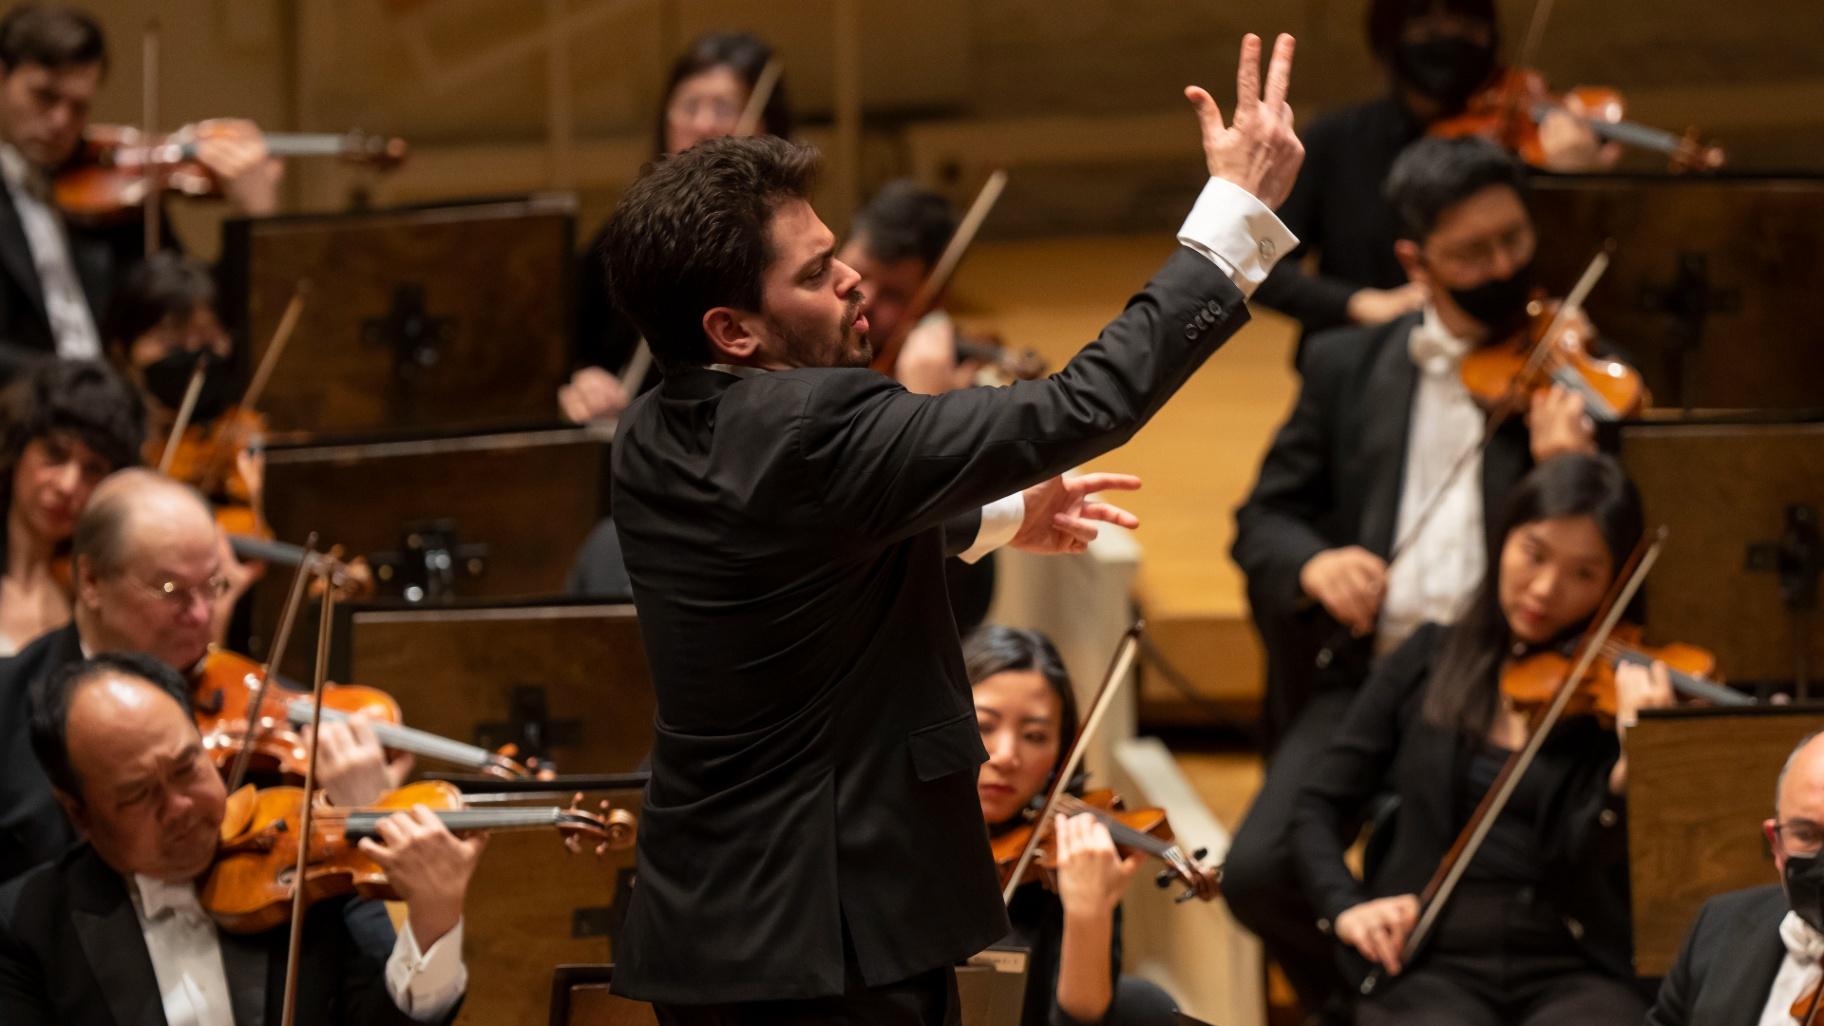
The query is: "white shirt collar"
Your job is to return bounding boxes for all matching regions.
[707,363,768,379]
[0,142,46,199]
[132,873,209,922]
[1407,305,1474,377]
[1783,911,1824,963]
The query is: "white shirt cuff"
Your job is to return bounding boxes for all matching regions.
[1176,177,1299,299]
[959,492,1024,564]
[386,918,468,1021]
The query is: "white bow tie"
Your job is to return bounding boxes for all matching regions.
[1783,911,1824,963]
[136,875,210,925]
[1407,317,1472,378]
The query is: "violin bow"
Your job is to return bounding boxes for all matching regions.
[1361,526,1667,995]
[141,17,160,259]
[1001,621,1144,904]
[278,558,339,1026]
[872,169,1009,377]
[198,279,310,491]
[617,60,784,395]
[222,534,321,794]
[155,356,209,474]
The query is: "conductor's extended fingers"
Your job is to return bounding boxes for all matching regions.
[1183,86,1225,133]
[1264,33,1295,110]
[1234,33,1262,117]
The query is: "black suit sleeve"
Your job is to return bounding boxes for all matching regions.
[1288,627,1431,923]
[0,883,54,1026]
[1230,345,1341,615]
[799,247,1247,546]
[1644,895,1709,1026]
[943,508,986,559]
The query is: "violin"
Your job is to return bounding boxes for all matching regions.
[193,647,535,781]
[152,405,266,507]
[55,122,407,224]
[1498,622,1750,724]
[1458,295,1647,422]
[199,780,630,934]
[1428,68,1725,172]
[991,788,1220,902]
[954,329,1048,385]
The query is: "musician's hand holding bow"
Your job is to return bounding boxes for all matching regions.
[1184,33,1304,209]
[1013,473,1141,555]
[1335,893,1420,976]
[357,805,487,949]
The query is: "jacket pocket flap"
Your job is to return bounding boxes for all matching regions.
[908,710,988,782]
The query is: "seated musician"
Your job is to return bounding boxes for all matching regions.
[968,625,1179,1026]
[0,468,402,882]
[1253,0,1615,346]
[561,30,793,423]
[838,180,967,396]
[0,357,141,655]
[0,652,478,1025]
[1647,732,1824,1024]
[1222,133,1598,1020]
[1287,453,1671,1024]
[0,3,280,381]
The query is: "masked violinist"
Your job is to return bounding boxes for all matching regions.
[1647,732,1824,1026]
[0,652,479,1026]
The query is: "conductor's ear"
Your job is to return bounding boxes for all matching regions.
[702,307,763,365]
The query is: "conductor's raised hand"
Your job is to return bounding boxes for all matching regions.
[1185,33,1304,209]
[1013,472,1141,555]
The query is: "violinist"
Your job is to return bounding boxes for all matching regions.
[560,30,793,423]
[0,468,399,882]
[1252,0,1613,350]
[0,652,478,1026]
[0,356,140,655]
[1647,732,1824,1025]
[968,625,1180,1026]
[0,3,279,380]
[1287,453,1670,1024]
[1224,135,1599,1021]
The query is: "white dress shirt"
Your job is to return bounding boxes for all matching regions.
[1376,307,1486,655]
[0,143,102,360]
[1760,911,1824,1026]
[130,874,468,1025]
[1177,176,1299,299]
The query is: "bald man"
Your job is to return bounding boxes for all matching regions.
[0,469,396,882]
[0,654,478,1026]
[1648,732,1824,1025]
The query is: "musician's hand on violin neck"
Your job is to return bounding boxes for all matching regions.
[1335,894,1419,976]
[1347,282,1428,326]
[192,118,284,216]
[1537,104,1623,173]
[1184,33,1303,209]
[1298,546,1386,636]
[1013,472,1142,555]
[1526,385,1598,462]
[1052,813,1143,918]
[356,804,487,949]
[308,713,413,808]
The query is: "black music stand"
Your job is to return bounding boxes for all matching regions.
[1529,174,1824,412]
[1618,415,1824,695]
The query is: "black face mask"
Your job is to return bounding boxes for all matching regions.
[1396,35,1497,110]
[1446,259,1535,336]
[1786,851,1824,934]
[143,349,234,424]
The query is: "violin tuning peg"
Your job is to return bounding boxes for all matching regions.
[1175,888,1197,905]
[1192,847,1209,861]
[564,835,580,855]
[594,842,607,857]
[572,791,584,807]
[1154,869,1176,890]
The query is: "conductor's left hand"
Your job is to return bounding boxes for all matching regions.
[1012,473,1141,555]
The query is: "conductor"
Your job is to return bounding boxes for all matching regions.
[603,33,1306,1025]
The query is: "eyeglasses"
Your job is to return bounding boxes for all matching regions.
[1771,820,1824,857]
[128,574,232,607]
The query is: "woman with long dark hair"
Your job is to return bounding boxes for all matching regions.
[0,359,142,654]
[562,30,794,423]
[1288,453,1674,1023]
[967,625,1179,1026]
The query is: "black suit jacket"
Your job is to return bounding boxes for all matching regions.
[0,623,83,883]
[1647,884,1790,1026]
[0,180,144,380]
[0,843,442,1026]
[1289,624,1635,983]
[1230,313,1533,742]
[609,245,1250,1003]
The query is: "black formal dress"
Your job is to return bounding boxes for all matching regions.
[1250,97,1423,350]
[0,843,451,1026]
[1646,884,1793,1026]
[1002,883,1177,1026]
[1288,624,1647,1025]
[0,623,83,884]
[608,244,1253,1015]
